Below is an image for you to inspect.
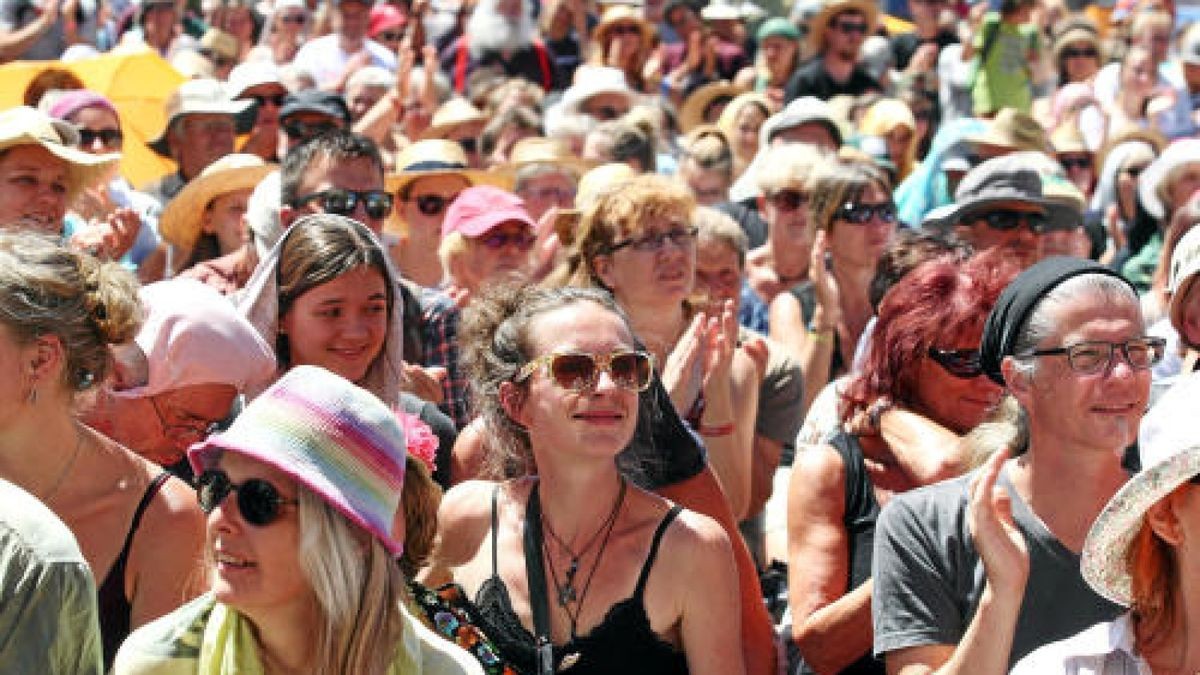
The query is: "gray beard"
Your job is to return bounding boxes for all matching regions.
[467,9,535,55]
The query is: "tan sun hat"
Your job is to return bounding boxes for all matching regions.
[968,107,1052,154]
[148,78,255,157]
[385,139,497,198]
[0,106,119,201]
[679,81,746,133]
[809,0,878,54]
[592,5,655,46]
[417,98,486,141]
[1050,122,1090,155]
[504,137,594,177]
[158,154,275,251]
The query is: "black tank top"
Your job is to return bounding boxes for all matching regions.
[98,472,171,670]
[474,488,689,675]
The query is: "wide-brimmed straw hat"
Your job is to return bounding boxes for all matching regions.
[504,137,594,177]
[679,81,746,133]
[1050,122,1090,155]
[158,153,275,251]
[592,5,655,45]
[148,78,254,157]
[1169,225,1200,344]
[559,65,639,116]
[968,108,1052,154]
[1081,373,1200,606]
[1137,139,1200,220]
[0,106,119,200]
[189,365,409,555]
[418,98,486,141]
[809,0,878,54]
[1052,25,1103,63]
[385,139,498,198]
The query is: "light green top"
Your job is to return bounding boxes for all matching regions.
[0,478,103,675]
[972,13,1039,115]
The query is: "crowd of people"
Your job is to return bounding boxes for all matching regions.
[4,0,1200,672]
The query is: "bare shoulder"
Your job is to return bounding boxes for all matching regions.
[435,479,524,568]
[791,443,847,497]
[658,505,734,567]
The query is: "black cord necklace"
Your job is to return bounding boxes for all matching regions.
[541,477,627,636]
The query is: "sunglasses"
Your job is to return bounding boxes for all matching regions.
[409,192,459,217]
[455,137,478,154]
[768,189,809,211]
[516,350,654,392]
[977,209,1047,234]
[608,23,643,37]
[1062,47,1099,59]
[293,188,394,220]
[197,469,298,526]
[587,105,626,121]
[837,201,897,224]
[78,127,123,148]
[927,347,985,379]
[478,229,536,250]
[832,20,869,34]
[1059,155,1092,170]
[283,119,340,140]
[280,13,307,24]
[377,30,404,41]
[250,93,287,108]
[1124,165,1148,178]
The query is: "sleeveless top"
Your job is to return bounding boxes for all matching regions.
[98,472,171,669]
[474,489,690,675]
[790,282,847,379]
[795,431,883,675]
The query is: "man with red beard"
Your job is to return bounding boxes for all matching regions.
[439,0,561,93]
[785,0,882,102]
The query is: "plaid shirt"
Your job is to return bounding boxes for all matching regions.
[419,287,470,429]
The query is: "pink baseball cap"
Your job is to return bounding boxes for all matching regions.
[369,4,406,37]
[441,185,536,238]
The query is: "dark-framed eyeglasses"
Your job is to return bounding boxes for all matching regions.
[283,119,340,140]
[837,201,897,225]
[832,19,869,34]
[249,93,287,108]
[927,347,985,379]
[515,350,655,392]
[408,192,460,217]
[1020,337,1166,375]
[376,30,405,41]
[976,209,1048,234]
[478,229,536,250]
[78,127,123,148]
[197,469,298,526]
[292,188,394,220]
[1059,155,1093,171]
[608,225,699,253]
[768,189,809,211]
[608,23,643,37]
[279,12,307,24]
[150,395,222,444]
[589,105,625,121]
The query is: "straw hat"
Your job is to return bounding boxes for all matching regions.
[592,5,654,46]
[1081,373,1200,606]
[967,108,1052,155]
[1052,25,1103,63]
[0,106,119,200]
[1168,225,1200,344]
[1094,126,1165,180]
[679,81,746,133]
[384,139,501,198]
[809,0,878,54]
[418,98,486,141]
[1137,138,1200,220]
[1050,122,1090,155]
[504,137,594,177]
[148,79,255,157]
[158,154,275,251]
[558,65,638,116]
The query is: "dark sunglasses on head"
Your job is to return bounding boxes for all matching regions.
[197,469,298,526]
[833,20,869,34]
[977,209,1047,233]
[768,189,809,211]
[1062,47,1099,59]
[283,119,340,140]
[293,188,394,220]
[516,351,654,392]
[927,347,985,379]
[250,93,287,108]
[78,127,123,148]
[478,229,536,250]
[837,201,897,224]
[410,193,458,217]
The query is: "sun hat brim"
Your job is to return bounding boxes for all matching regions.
[1137,139,1200,220]
[0,128,120,200]
[159,163,276,250]
[679,82,745,133]
[147,100,256,157]
[810,0,878,54]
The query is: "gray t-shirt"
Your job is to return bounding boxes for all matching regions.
[872,467,1123,667]
[0,0,98,60]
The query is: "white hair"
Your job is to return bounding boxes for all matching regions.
[467,0,537,55]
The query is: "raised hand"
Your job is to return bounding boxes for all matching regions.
[967,448,1029,597]
[661,312,708,413]
[808,230,842,327]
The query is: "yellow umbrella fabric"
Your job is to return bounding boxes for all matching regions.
[0,50,185,189]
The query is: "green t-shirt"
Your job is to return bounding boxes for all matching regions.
[972,13,1039,115]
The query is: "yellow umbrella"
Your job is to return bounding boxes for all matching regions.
[0,50,185,189]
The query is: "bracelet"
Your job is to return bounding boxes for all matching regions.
[698,421,735,437]
[808,328,834,344]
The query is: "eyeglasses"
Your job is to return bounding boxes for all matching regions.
[1062,47,1099,59]
[516,350,655,392]
[197,469,298,526]
[283,119,340,140]
[975,209,1047,234]
[151,395,222,445]
[1059,155,1093,171]
[78,127,123,148]
[478,229,536,250]
[520,186,577,204]
[832,20,869,34]
[837,201,897,224]
[249,93,287,108]
[608,225,698,252]
[376,30,404,41]
[280,13,307,24]
[927,347,985,379]
[608,23,643,37]
[408,192,460,217]
[292,188,394,220]
[768,189,809,211]
[1021,337,1166,375]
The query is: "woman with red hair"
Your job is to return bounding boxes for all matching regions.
[785,251,1017,675]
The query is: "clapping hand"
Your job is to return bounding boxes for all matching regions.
[968,448,1029,597]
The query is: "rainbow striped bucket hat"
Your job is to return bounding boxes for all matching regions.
[188,365,408,554]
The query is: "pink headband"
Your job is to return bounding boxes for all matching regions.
[48,90,119,123]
